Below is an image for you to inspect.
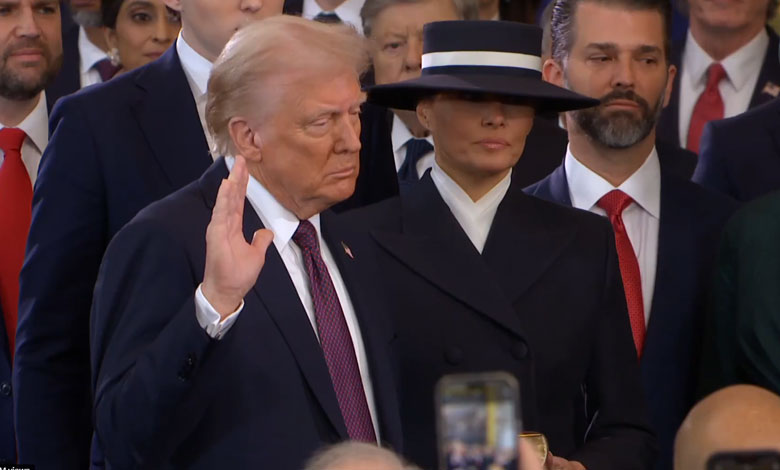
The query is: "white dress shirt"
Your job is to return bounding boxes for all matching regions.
[176,32,215,155]
[0,92,49,185]
[430,160,511,253]
[391,114,435,177]
[678,28,769,147]
[302,0,365,34]
[78,26,109,88]
[565,146,660,324]
[194,157,380,439]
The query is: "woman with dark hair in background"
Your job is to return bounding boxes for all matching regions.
[101,0,181,75]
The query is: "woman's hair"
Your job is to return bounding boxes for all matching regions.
[100,0,180,30]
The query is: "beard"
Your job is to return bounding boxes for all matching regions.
[567,82,666,149]
[72,9,103,28]
[0,40,63,101]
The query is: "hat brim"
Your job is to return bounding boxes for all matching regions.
[366,73,599,112]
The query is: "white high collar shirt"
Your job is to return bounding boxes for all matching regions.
[390,113,435,177]
[0,92,49,185]
[430,160,512,254]
[176,32,215,155]
[565,145,661,324]
[678,28,769,147]
[194,157,380,440]
[78,26,109,88]
[302,0,365,34]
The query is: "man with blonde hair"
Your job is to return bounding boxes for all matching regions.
[674,385,780,470]
[90,16,402,469]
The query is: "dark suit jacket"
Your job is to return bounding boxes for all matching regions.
[90,158,402,469]
[0,308,13,461]
[15,46,211,469]
[699,190,780,396]
[525,154,738,470]
[657,27,780,148]
[343,174,656,470]
[46,20,80,111]
[694,98,780,202]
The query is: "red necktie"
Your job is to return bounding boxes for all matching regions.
[687,63,726,154]
[0,128,31,357]
[292,220,377,442]
[597,190,646,357]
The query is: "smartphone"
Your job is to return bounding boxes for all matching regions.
[435,372,521,470]
[707,451,780,470]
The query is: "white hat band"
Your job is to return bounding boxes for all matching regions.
[421,50,542,72]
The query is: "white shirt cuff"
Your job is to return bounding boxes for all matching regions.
[194,284,243,340]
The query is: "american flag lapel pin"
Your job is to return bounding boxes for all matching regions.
[762,81,780,98]
[341,241,354,259]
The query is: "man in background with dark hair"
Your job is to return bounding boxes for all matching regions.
[527,1,737,469]
[657,0,780,153]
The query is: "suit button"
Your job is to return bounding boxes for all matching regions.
[0,382,11,397]
[511,341,529,360]
[445,347,463,365]
[178,354,197,381]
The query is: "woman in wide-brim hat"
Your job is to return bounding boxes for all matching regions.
[355,20,654,470]
[367,19,597,202]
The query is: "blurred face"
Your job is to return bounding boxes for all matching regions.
[417,93,535,186]
[369,0,459,85]
[251,69,364,217]
[69,0,102,26]
[68,0,100,12]
[545,2,674,148]
[0,0,62,100]
[688,0,770,33]
[107,0,181,72]
[164,0,284,62]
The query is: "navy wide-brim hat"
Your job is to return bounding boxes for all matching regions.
[366,21,599,112]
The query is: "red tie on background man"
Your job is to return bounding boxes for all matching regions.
[687,63,727,154]
[598,190,646,357]
[0,127,31,357]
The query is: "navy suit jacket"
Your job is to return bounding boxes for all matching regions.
[0,308,13,462]
[15,46,211,469]
[90,158,402,469]
[344,175,657,470]
[694,98,780,202]
[657,27,780,148]
[525,154,737,470]
[46,20,80,112]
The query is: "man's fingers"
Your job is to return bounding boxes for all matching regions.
[251,229,274,256]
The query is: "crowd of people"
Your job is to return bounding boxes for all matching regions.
[1,0,780,469]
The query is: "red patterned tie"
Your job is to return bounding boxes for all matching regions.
[687,63,726,154]
[93,58,120,82]
[292,220,377,442]
[597,190,646,357]
[0,128,31,357]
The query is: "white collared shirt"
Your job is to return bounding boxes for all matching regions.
[78,26,109,88]
[565,146,660,323]
[678,28,769,147]
[390,113,435,176]
[0,93,49,185]
[176,32,215,155]
[194,157,380,440]
[302,0,365,34]
[430,160,511,253]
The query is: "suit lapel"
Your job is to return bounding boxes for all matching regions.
[482,177,577,304]
[199,161,349,440]
[132,47,212,190]
[527,164,572,206]
[749,28,780,106]
[372,175,525,339]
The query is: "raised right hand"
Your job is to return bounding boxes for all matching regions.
[202,156,274,318]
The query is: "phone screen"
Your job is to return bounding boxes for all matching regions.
[707,451,780,470]
[436,372,520,470]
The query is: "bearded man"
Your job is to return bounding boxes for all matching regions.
[525,1,738,470]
